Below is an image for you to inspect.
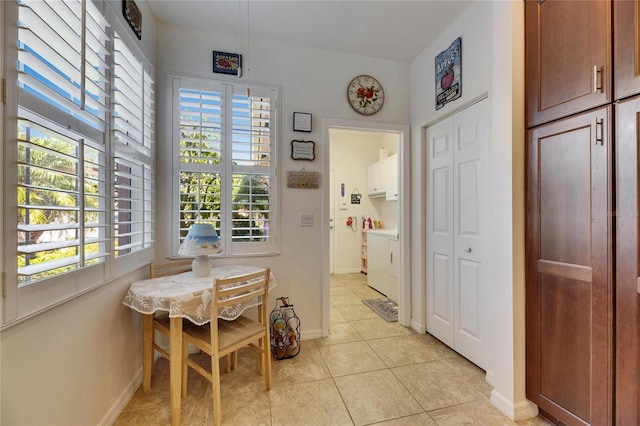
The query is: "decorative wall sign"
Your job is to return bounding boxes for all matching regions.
[291,140,315,161]
[287,171,320,188]
[435,37,462,110]
[293,112,312,132]
[213,51,242,75]
[122,0,142,40]
[351,192,362,204]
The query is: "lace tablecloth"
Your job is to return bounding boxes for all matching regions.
[123,265,276,325]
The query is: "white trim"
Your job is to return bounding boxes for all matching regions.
[490,390,539,422]
[98,366,143,426]
[322,118,411,336]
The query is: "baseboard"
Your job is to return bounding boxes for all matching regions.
[411,319,426,334]
[99,366,142,426]
[484,369,496,388]
[334,267,364,274]
[300,328,323,340]
[490,390,539,421]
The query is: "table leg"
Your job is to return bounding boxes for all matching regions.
[142,314,154,392]
[170,316,183,426]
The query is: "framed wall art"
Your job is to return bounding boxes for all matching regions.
[213,51,242,76]
[291,140,315,161]
[435,37,462,110]
[293,112,312,132]
[122,0,142,40]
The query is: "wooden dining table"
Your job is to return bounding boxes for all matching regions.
[123,265,277,426]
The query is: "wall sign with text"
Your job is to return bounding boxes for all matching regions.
[435,37,461,110]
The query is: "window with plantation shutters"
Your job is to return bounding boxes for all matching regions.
[15,0,111,286]
[113,31,155,258]
[172,77,279,256]
[3,0,156,324]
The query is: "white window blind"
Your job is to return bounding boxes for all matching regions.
[17,116,109,283]
[16,0,111,285]
[113,31,155,257]
[174,78,278,256]
[17,0,110,133]
[4,0,156,324]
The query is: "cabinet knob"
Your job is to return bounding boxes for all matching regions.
[465,247,472,253]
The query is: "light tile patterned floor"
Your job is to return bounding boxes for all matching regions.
[115,273,551,425]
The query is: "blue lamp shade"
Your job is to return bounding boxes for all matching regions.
[178,223,222,277]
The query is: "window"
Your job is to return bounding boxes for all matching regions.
[3,0,155,324]
[171,77,278,256]
[113,31,155,258]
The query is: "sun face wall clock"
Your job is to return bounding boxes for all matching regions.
[347,75,385,115]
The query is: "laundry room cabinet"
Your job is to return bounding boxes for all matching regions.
[525,1,640,424]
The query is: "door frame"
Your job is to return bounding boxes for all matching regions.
[321,119,411,335]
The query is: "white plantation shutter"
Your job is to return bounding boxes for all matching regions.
[16,115,109,283]
[15,0,111,286]
[113,31,155,257]
[230,90,272,245]
[4,0,156,323]
[17,0,110,134]
[173,77,278,255]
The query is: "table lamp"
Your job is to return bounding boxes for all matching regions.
[178,223,222,277]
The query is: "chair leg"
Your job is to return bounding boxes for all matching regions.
[224,354,231,373]
[181,337,189,397]
[212,353,222,426]
[264,330,272,390]
[232,351,238,370]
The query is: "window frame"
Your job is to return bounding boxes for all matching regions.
[168,74,280,258]
[1,0,155,327]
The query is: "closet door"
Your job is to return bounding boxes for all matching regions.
[614,0,640,100]
[525,0,611,127]
[526,106,613,425]
[615,95,640,425]
[426,99,489,370]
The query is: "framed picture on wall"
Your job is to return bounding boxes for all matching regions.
[213,51,242,76]
[435,37,462,110]
[293,112,312,132]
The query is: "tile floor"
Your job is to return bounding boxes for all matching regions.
[115,273,551,425]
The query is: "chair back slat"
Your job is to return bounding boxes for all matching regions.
[211,268,270,316]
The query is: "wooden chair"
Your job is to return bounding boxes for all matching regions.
[181,268,272,426]
[148,260,193,362]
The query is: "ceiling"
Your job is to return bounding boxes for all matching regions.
[145,1,473,63]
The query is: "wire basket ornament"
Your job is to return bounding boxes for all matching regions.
[270,297,301,360]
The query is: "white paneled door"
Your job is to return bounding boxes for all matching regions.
[425,98,489,370]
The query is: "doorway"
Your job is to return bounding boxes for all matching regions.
[322,119,410,336]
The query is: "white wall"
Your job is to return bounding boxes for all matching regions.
[0,1,157,424]
[154,21,410,340]
[409,0,532,420]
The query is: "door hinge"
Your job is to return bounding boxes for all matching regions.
[2,78,7,104]
[2,272,6,298]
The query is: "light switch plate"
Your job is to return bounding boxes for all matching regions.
[300,213,313,227]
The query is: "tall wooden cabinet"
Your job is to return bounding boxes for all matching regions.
[526,107,613,425]
[525,1,640,425]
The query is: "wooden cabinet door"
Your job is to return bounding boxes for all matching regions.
[526,106,613,425]
[614,0,640,100]
[615,95,640,425]
[525,0,611,127]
